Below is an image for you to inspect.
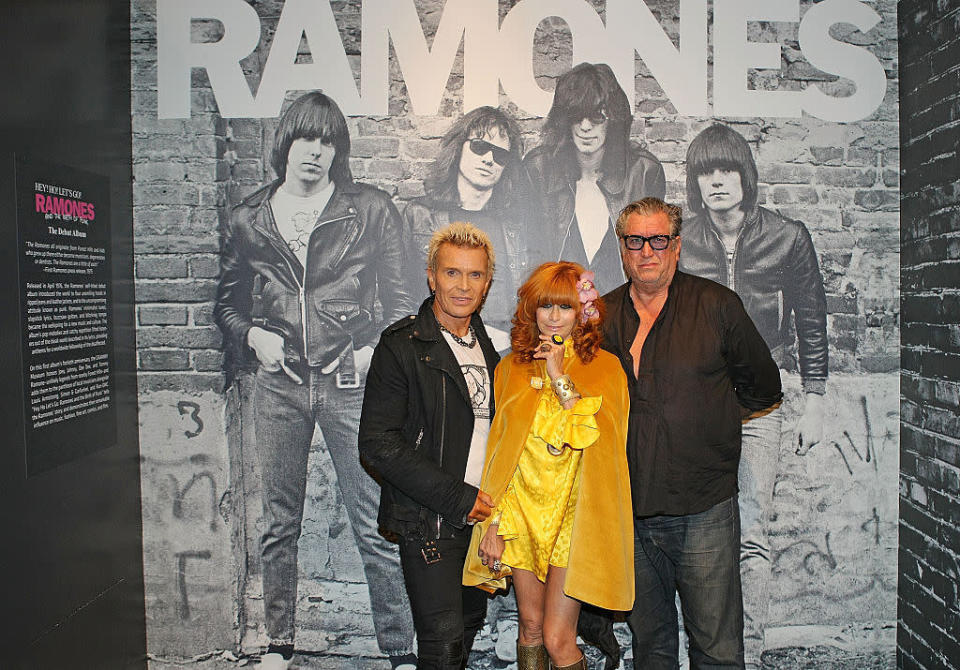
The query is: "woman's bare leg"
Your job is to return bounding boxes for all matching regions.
[512,568,547,646]
[542,566,582,666]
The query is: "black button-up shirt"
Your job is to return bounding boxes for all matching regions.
[602,271,783,517]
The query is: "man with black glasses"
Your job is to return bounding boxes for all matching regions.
[601,197,782,669]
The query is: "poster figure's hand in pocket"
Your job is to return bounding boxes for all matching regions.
[247,326,303,384]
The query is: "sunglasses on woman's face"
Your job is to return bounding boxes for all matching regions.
[467,138,512,167]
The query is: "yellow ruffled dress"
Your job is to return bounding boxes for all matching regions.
[495,342,602,581]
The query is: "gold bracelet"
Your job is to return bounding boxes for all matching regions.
[551,374,581,404]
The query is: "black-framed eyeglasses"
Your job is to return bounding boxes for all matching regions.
[467,138,512,167]
[620,234,675,251]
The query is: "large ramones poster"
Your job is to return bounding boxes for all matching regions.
[134,0,900,666]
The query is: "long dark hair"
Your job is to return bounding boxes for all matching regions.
[542,63,632,179]
[685,123,759,217]
[271,91,353,188]
[424,106,524,209]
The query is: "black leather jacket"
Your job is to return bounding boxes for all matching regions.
[678,206,827,393]
[359,298,500,540]
[523,140,665,260]
[214,179,414,376]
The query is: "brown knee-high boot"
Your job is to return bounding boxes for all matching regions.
[517,642,549,670]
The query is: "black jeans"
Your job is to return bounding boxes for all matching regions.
[399,527,488,669]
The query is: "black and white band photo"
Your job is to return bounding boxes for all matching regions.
[136,1,900,668]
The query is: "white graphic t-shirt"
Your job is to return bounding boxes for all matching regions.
[441,330,491,488]
[270,182,336,268]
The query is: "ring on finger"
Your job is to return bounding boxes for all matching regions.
[539,343,551,352]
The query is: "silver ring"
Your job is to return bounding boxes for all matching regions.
[491,560,502,572]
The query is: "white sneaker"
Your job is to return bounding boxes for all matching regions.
[259,652,292,669]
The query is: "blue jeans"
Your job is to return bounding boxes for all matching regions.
[627,496,744,670]
[738,407,783,667]
[254,366,414,654]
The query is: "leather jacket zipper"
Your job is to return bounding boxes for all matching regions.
[260,230,307,352]
[325,213,361,267]
[557,183,578,261]
[436,376,446,537]
[708,225,743,293]
[729,244,738,294]
[439,376,446,466]
[300,243,310,354]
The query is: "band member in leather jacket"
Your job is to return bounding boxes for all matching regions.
[524,62,665,291]
[214,91,415,670]
[679,122,828,669]
[402,106,542,351]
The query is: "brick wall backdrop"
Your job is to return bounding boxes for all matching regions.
[898,2,960,669]
[133,0,901,666]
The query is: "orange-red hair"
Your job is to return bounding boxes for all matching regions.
[511,262,606,363]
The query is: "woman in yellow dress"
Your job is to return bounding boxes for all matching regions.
[462,262,633,670]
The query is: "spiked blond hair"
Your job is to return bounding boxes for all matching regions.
[426,222,496,278]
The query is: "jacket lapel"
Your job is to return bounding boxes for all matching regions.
[425,336,471,403]
[305,188,363,275]
[249,182,306,283]
[414,299,472,404]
